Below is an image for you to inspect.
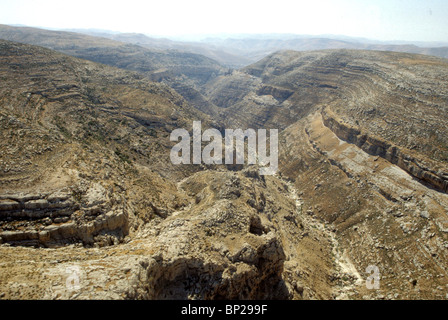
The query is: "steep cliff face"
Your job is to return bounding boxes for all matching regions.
[0,184,128,247]
[279,112,448,300]
[322,109,448,193]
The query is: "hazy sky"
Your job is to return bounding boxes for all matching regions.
[1,0,448,42]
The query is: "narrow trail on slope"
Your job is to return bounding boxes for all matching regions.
[277,174,364,299]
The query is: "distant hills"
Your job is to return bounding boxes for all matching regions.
[2,24,448,69]
[68,28,448,67]
[0,24,225,85]
[202,37,448,65]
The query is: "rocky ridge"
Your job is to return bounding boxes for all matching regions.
[321,108,448,193]
[1,38,448,300]
[0,168,338,300]
[0,39,210,248]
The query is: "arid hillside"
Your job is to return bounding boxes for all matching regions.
[0,40,336,300]
[0,36,447,300]
[0,24,225,87]
[201,37,448,64]
[0,24,226,119]
[0,39,215,245]
[208,50,448,164]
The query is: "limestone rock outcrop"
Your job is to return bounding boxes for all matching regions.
[0,182,129,247]
[322,109,448,192]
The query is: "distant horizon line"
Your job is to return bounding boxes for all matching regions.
[5,23,448,48]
